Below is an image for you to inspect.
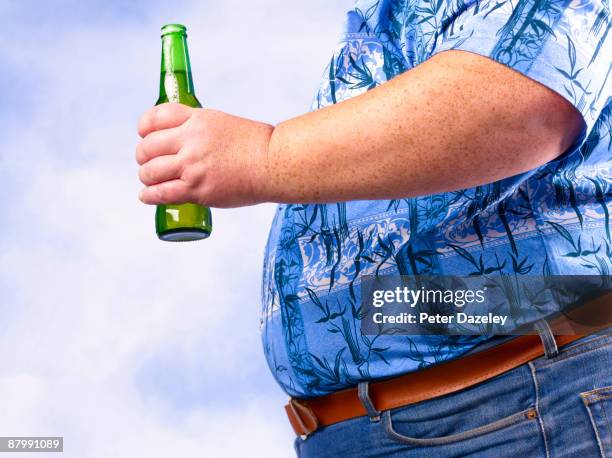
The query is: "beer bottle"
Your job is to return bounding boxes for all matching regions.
[154,24,212,241]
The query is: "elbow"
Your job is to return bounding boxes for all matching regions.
[518,90,585,167]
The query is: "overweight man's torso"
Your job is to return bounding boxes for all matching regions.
[260,0,612,397]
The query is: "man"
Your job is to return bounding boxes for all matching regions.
[136,0,611,456]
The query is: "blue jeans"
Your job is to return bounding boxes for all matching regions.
[294,332,612,457]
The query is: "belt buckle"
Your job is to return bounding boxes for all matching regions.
[287,398,319,439]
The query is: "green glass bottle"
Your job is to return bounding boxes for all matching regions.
[154,24,212,242]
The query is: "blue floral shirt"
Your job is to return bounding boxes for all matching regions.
[261,0,611,398]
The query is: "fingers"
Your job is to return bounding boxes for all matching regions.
[139,179,191,205]
[138,154,183,186]
[138,103,193,138]
[135,126,182,165]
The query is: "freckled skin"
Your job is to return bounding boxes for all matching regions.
[136,50,582,208]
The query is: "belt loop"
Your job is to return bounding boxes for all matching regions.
[534,319,559,358]
[358,381,381,422]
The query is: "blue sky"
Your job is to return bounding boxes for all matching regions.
[0,0,352,455]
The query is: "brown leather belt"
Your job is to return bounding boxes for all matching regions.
[284,291,612,438]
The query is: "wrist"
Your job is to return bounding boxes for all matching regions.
[247,121,276,204]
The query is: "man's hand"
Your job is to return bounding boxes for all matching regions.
[136,103,273,208]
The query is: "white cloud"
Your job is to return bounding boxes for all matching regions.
[0,0,353,456]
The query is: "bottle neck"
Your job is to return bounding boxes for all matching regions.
[158,33,195,101]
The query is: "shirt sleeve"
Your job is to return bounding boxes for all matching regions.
[431,0,611,133]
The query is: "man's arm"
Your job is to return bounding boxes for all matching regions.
[136,50,583,207]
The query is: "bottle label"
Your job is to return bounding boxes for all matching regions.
[164,72,180,103]
[162,37,180,103]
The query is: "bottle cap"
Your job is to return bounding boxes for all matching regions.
[161,24,187,36]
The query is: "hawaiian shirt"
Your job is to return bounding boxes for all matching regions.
[261,0,611,398]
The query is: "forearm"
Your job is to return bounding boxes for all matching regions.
[263,51,582,204]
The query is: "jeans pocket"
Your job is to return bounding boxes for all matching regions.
[581,386,612,457]
[382,407,539,446]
